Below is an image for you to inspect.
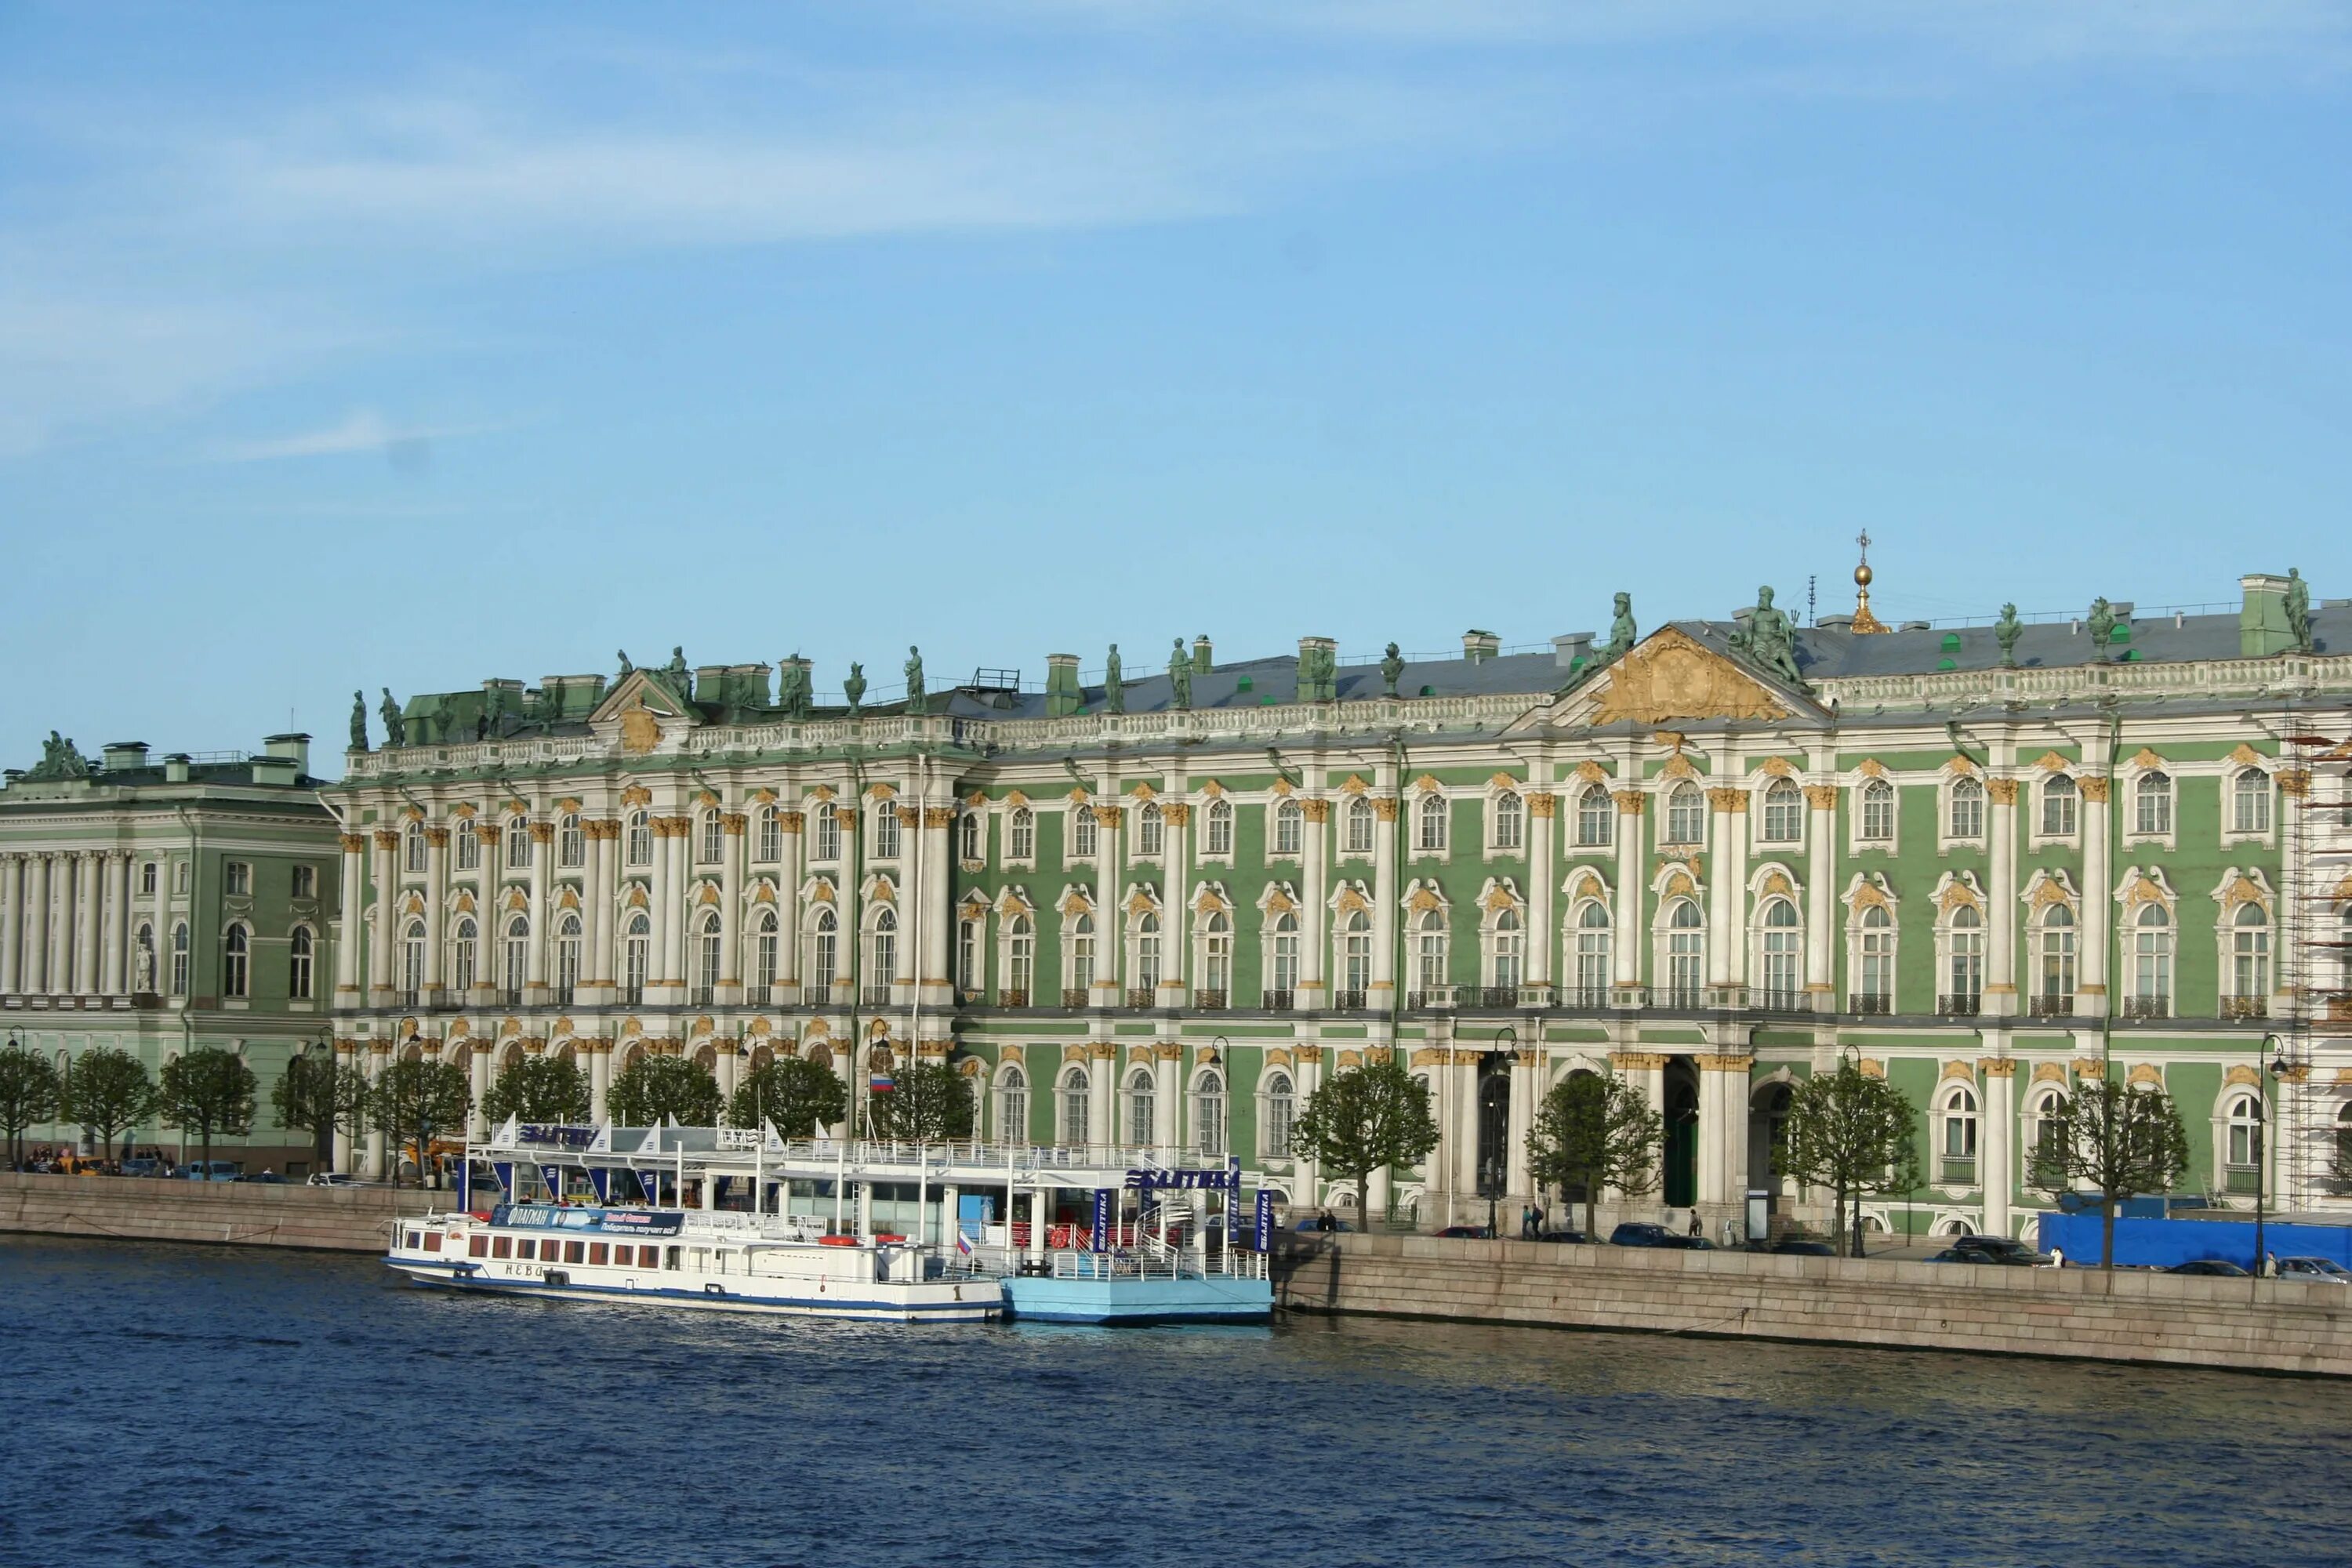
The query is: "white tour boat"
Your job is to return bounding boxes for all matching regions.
[386,1203,1002,1323]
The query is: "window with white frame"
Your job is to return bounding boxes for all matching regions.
[2024,1087,2065,1171]
[2036,906,2076,1004]
[506,818,532,867]
[1262,1072,1296,1157]
[996,1063,1029,1145]
[1416,793,1449,852]
[1760,898,1800,1007]
[757,805,782,864]
[1201,912,1232,998]
[624,911,651,997]
[454,917,477,992]
[1664,783,1704,846]
[1070,808,1098,860]
[2041,775,2078,838]
[1858,779,1895,843]
[1490,908,1523,991]
[956,810,980,862]
[1192,1069,1227,1156]
[1762,779,1802,843]
[1138,803,1163,858]
[1947,777,1984,841]
[140,862,158,896]
[2135,772,2172,837]
[1344,797,1376,857]
[696,912,721,999]
[1069,913,1094,995]
[873,804,902,861]
[1205,800,1234,856]
[1340,910,1372,997]
[225,860,251,896]
[957,917,982,993]
[1938,1085,1980,1180]
[1125,1068,1156,1146]
[1134,913,1163,990]
[223,923,251,996]
[289,927,316,999]
[1664,900,1703,1004]
[1008,807,1035,861]
[1414,910,1448,993]
[870,907,898,988]
[2225,1093,2263,1185]
[1273,799,1303,857]
[457,821,481,870]
[174,861,189,895]
[292,864,316,899]
[1947,907,1984,1009]
[1268,913,1299,998]
[503,916,528,995]
[170,922,190,994]
[399,920,424,998]
[559,813,585,868]
[1004,914,1033,1001]
[2234,768,2272,834]
[1855,905,1895,1008]
[1576,786,1613,848]
[807,908,836,993]
[2230,902,2270,1001]
[557,913,582,1000]
[751,910,779,997]
[1491,791,1523,851]
[404,825,426,873]
[1058,1065,1091,1145]
[1573,902,1611,1004]
[2131,904,2172,1011]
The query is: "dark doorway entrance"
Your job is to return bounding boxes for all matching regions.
[1748,1082,1791,1204]
[1663,1057,1699,1210]
[1475,1054,1511,1214]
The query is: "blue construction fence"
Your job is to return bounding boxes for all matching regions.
[2032,1211,2352,1270]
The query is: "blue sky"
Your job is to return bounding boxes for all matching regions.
[2,2,2346,768]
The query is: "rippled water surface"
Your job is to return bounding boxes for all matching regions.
[7,1236,2349,1567]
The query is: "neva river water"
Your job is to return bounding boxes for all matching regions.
[8,1236,2349,1568]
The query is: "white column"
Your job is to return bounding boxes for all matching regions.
[779,810,806,1000]
[1612,793,1643,996]
[920,801,953,1008]
[422,829,448,993]
[1805,783,1838,1011]
[1719,792,1750,997]
[102,852,129,994]
[368,831,398,1004]
[1506,1047,1536,1200]
[470,1040,492,1142]
[718,812,746,1001]
[1697,1050,1747,1211]
[26,853,53,994]
[49,853,72,994]
[526,822,553,999]
[586,819,615,998]
[2079,775,2111,1016]
[1986,776,2018,1015]
[1093,795,1123,1006]
[589,1040,612,1123]
[1371,795,1399,1002]
[0,855,20,993]
[1154,1044,1180,1157]
[1300,796,1328,1006]
[652,815,681,1001]
[1526,793,1555,996]
[1983,1051,2015,1236]
[1159,802,1190,1007]
[76,852,102,994]
[335,834,365,1000]
[1706,790,1736,989]
[363,1042,389,1181]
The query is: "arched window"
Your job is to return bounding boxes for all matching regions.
[1201,911,1232,1001]
[1068,913,1094,999]
[404,822,426,873]
[1273,798,1304,857]
[2226,1093,2264,1188]
[1268,912,1299,1001]
[1262,1071,1296,1158]
[2041,775,2078,837]
[503,915,529,999]
[624,911,651,1000]
[1666,899,1703,1005]
[399,918,425,1000]
[1192,1069,1227,1157]
[1058,1065,1091,1145]
[2025,1087,2065,1169]
[1760,898,1800,1008]
[1939,1085,1980,1181]
[1762,779,1803,843]
[2136,772,2172,836]
[1577,786,1613,848]
[2234,768,2273,833]
[695,911,722,1001]
[957,917,982,994]
[756,805,782,864]
[1007,806,1035,861]
[956,810,980,862]
[1856,905,1895,1011]
[696,811,724,866]
[1417,793,1449,852]
[1345,797,1376,856]
[808,907,837,993]
[1135,912,1163,991]
[506,818,532,867]
[169,922,190,996]
[1573,902,1611,1006]
[1414,909,1448,994]
[555,912,582,1001]
[2132,903,2172,1014]
[626,811,652,866]
[1491,907,1523,993]
[751,909,779,1000]
[453,916,477,993]
[1947,906,1984,1011]
[1004,914,1033,1004]
[812,807,842,862]
[1859,779,1895,842]
[223,923,251,998]
[559,812,584,868]
[1947,777,1984,840]
[289,926,314,1000]
[1665,783,1704,845]
[996,1064,1029,1146]
[1138,803,1163,857]
[873,802,902,860]
[1340,909,1372,1001]
[871,906,898,989]
[2037,905,2076,1008]
[1124,1068,1156,1146]
[2231,902,2270,1004]
[456,820,481,870]
[1491,791,1523,851]
[1205,799,1234,856]
[1069,806,1098,860]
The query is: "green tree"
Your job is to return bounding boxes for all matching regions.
[2029,1074,2190,1270]
[369,1058,473,1189]
[158,1047,259,1176]
[728,1055,847,1138]
[481,1054,592,1127]
[0,1041,61,1169]
[606,1054,722,1129]
[270,1051,369,1167]
[1526,1071,1664,1241]
[868,1062,973,1143]
[1287,1058,1439,1233]
[61,1047,157,1164]
[1776,1058,1922,1258]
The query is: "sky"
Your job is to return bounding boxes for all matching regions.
[1,2,2346,770]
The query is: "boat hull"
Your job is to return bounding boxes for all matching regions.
[1002,1273,1273,1325]
[388,1259,1000,1323]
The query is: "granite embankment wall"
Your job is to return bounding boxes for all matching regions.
[0,1172,434,1254]
[1274,1232,2352,1378]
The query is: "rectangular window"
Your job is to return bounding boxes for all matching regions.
[469,1234,488,1258]
[1071,810,1098,859]
[814,812,841,862]
[292,865,317,898]
[140,862,158,895]
[564,1240,585,1265]
[224,861,250,896]
[174,861,190,895]
[589,1243,609,1266]
[456,825,481,870]
[492,1236,513,1259]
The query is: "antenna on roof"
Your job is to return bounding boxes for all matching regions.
[1806,575,1817,628]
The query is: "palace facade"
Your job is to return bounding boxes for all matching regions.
[310,565,2352,1236]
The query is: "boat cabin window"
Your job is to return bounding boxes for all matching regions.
[423,1232,442,1253]
[690,1247,710,1272]
[405,1231,422,1250]
[564,1240,586,1265]
[469,1235,488,1258]
[493,1236,513,1259]
[589,1243,609,1266]
[666,1246,681,1270]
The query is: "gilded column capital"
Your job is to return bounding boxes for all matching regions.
[2279,769,2312,798]
[1372,799,1399,822]
[1610,1050,1670,1072]
[1985,778,2020,806]
[1978,1057,2018,1077]
[371,829,401,852]
[923,807,956,829]
[339,833,368,854]
[778,811,806,833]
[1613,790,1648,815]
[895,806,921,828]
[720,813,749,834]
[1092,805,1124,828]
[423,828,451,848]
[529,822,556,843]
[2078,777,2111,804]
[833,807,858,829]
[1526,792,1557,818]
[1160,803,1190,826]
[1694,1053,1752,1073]
[1802,784,1840,811]
[1705,787,1744,813]
[1300,798,1331,823]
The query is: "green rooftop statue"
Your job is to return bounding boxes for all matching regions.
[665,646,688,687]
[2287,568,2313,652]
[1381,642,1405,697]
[1170,639,1193,710]
[1600,593,1637,663]
[1994,604,2023,668]
[616,649,632,678]
[1747,586,1802,682]
[844,662,866,716]
[379,688,405,748]
[349,691,369,752]
[778,655,810,720]
[905,646,926,716]
[2088,597,2116,662]
[1105,644,1124,713]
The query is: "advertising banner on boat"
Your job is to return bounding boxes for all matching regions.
[454,1160,470,1212]
[539,1163,564,1199]
[1091,1189,1111,1252]
[492,1162,515,1196]
[588,1167,612,1204]
[1123,1167,1239,1192]
[521,1124,597,1149]
[1256,1189,1273,1251]
[598,1210,685,1236]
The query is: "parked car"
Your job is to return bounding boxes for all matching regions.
[178,1160,242,1182]
[1944,1236,2049,1267]
[1433,1225,1493,1240]
[1610,1223,1708,1250]
[1291,1215,1352,1234]
[118,1157,169,1178]
[1533,1230,1587,1244]
[1763,1239,1835,1256]
[307,1171,362,1188]
[2166,1259,2250,1277]
[237,1171,289,1184]
[2275,1257,2352,1284]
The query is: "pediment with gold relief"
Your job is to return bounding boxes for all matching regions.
[1528,627,1798,731]
[586,669,701,757]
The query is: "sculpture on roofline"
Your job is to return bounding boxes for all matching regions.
[1744,586,1802,683]
[616,649,632,678]
[905,646,926,716]
[2087,597,2116,662]
[2287,568,2313,652]
[844,662,866,716]
[379,689,405,748]
[665,646,688,687]
[1599,593,1637,663]
[1381,643,1406,698]
[1994,604,2023,669]
[1104,644,1124,714]
[350,691,369,752]
[777,656,810,720]
[1170,639,1193,710]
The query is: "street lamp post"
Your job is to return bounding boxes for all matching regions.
[1488,1026,1517,1238]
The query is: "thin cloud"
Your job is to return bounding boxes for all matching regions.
[209,409,499,464]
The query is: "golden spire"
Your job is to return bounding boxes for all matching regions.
[1849,529,1889,634]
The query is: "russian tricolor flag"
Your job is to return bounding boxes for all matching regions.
[869,1072,895,1093]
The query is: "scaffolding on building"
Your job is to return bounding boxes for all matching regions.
[2285,718,2352,1209]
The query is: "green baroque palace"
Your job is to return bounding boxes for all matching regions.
[318,564,2352,1239]
[2,734,342,1170]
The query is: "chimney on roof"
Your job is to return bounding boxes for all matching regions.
[102,742,150,772]
[1192,634,1214,673]
[1551,633,1595,672]
[2241,574,2295,657]
[1462,630,1499,664]
[249,753,299,787]
[263,733,310,775]
[162,753,191,783]
[1045,654,1084,718]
